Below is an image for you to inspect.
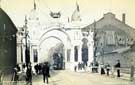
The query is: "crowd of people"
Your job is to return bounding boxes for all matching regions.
[13,62,50,84]
[74,60,134,81]
[12,59,134,84]
[90,60,121,77]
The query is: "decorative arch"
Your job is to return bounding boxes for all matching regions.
[39,28,72,49]
[39,28,71,43]
[38,28,72,65]
[39,36,64,47]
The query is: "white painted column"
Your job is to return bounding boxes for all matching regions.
[17,43,22,64]
[88,32,94,66]
[78,45,82,62]
[88,41,94,66]
[68,46,75,70]
[64,48,67,62]
[23,46,26,63]
[70,46,75,62]
[88,45,94,63]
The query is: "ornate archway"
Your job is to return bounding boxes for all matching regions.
[38,28,72,69]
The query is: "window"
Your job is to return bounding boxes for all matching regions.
[74,46,78,62]
[33,49,38,62]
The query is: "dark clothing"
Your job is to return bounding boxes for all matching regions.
[130,65,134,81]
[43,74,48,84]
[117,69,120,77]
[42,64,50,84]
[95,62,99,73]
[34,64,39,74]
[101,68,105,75]
[74,66,77,72]
[115,63,120,68]
[115,62,121,77]
[26,66,32,83]
[106,64,110,76]
[13,68,19,81]
[78,63,81,70]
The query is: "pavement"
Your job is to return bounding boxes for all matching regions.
[31,70,135,85]
[1,70,135,85]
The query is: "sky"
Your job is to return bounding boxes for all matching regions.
[1,0,135,28]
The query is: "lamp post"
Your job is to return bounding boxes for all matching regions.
[93,20,97,65]
[24,15,30,67]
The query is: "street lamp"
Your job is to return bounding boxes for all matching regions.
[24,15,30,67]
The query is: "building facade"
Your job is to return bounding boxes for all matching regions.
[16,3,135,70]
[82,12,135,67]
[16,2,94,70]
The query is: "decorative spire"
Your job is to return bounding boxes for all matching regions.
[34,0,36,10]
[76,1,80,12]
[71,1,81,22]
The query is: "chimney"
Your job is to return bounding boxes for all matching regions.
[122,13,126,24]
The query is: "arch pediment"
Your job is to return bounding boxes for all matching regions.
[39,28,71,49]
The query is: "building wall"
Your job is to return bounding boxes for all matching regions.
[84,12,135,67]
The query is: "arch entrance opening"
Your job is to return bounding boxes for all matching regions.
[39,37,65,70]
[39,28,71,70]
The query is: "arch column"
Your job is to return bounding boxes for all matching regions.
[70,46,75,62]
[17,43,22,64]
[88,45,94,63]
[78,45,82,62]
[87,40,94,66]
[64,48,67,62]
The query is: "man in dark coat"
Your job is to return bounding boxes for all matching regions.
[105,63,110,76]
[100,64,105,75]
[34,64,39,75]
[42,62,50,84]
[115,60,121,77]
[26,63,32,84]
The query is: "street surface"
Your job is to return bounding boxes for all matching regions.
[31,70,134,85]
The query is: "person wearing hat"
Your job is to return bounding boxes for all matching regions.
[115,60,121,77]
[42,62,50,84]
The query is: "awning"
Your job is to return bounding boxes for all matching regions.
[112,46,131,53]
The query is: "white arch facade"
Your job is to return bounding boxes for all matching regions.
[39,28,72,64]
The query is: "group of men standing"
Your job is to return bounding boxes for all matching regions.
[99,60,121,77]
[13,62,50,84]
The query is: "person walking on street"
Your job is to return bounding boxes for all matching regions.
[105,63,110,76]
[100,64,105,75]
[26,63,32,84]
[115,60,121,77]
[34,64,39,75]
[42,62,50,84]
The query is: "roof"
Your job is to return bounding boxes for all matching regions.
[83,12,135,39]
[83,12,135,29]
